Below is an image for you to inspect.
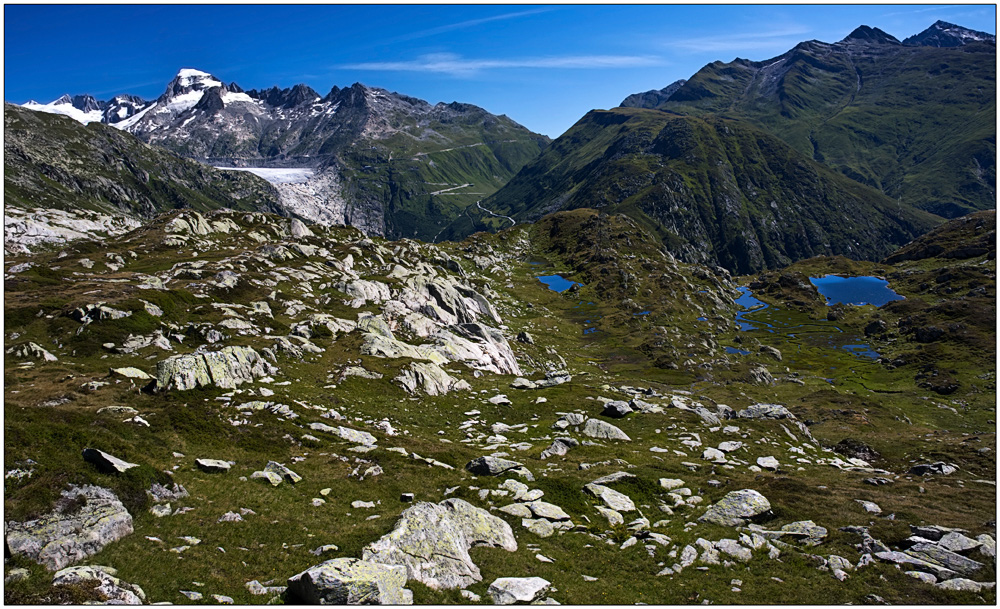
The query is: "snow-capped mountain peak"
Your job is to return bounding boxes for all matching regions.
[23,95,103,124]
[173,68,223,90]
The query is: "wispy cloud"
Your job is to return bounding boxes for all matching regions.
[881,5,951,18]
[342,53,665,77]
[387,8,556,43]
[664,26,813,53]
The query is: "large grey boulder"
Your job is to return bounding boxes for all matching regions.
[394,362,470,396]
[601,400,633,418]
[698,490,772,526]
[82,448,139,474]
[362,498,517,589]
[466,456,524,476]
[584,483,636,513]
[6,485,133,570]
[287,558,413,604]
[737,403,793,420]
[907,543,984,575]
[156,346,275,391]
[488,577,552,605]
[581,419,631,441]
[51,565,145,604]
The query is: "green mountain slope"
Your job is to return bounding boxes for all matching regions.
[653,29,996,218]
[4,103,281,220]
[480,107,941,274]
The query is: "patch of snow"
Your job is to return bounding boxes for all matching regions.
[22,100,103,125]
[221,91,254,105]
[113,102,158,130]
[163,90,207,113]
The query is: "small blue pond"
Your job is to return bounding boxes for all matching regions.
[725,346,751,355]
[538,275,582,293]
[809,275,904,307]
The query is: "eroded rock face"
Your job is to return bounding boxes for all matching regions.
[362,498,517,590]
[156,345,276,391]
[6,485,133,570]
[286,557,413,605]
[698,489,772,527]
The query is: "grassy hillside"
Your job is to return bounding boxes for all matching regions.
[481,107,941,274]
[4,103,282,219]
[658,40,996,218]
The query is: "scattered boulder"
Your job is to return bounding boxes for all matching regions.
[82,448,139,474]
[394,362,470,396]
[488,577,551,605]
[581,419,631,441]
[601,400,633,418]
[540,438,578,460]
[583,483,636,513]
[936,578,995,593]
[466,456,524,477]
[286,558,413,605]
[699,490,772,527]
[362,498,517,589]
[757,456,779,471]
[195,458,231,473]
[6,485,133,570]
[264,461,302,484]
[909,462,958,476]
[834,438,881,463]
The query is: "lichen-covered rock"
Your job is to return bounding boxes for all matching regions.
[394,362,470,396]
[699,489,772,526]
[488,577,551,605]
[51,565,145,604]
[287,558,413,604]
[156,346,275,391]
[362,498,516,590]
[6,485,133,570]
[581,419,631,441]
[264,461,302,484]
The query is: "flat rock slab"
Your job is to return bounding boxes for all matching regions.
[699,489,771,527]
[195,458,231,473]
[584,483,636,512]
[488,577,551,605]
[524,501,571,522]
[287,557,413,605]
[82,448,139,474]
[6,485,133,570]
[907,543,984,575]
[362,498,516,590]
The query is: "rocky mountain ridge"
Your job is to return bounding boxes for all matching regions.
[18,68,550,242]
[624,20,996,218]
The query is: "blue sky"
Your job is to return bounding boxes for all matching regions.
[4,4,996,138]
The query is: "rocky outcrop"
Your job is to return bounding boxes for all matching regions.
[362,498,517,589]
[82,448,139,474]
[155,346,276,391]
[287,558,413,605]
[394,362,471,396]
[5,485,133,570]
[51,566,145,605]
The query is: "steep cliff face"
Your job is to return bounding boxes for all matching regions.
[483,108,940,274]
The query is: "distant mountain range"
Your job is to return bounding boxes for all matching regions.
[619,21,996,219]
[9,20,995,272]
[22,68,549,241]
